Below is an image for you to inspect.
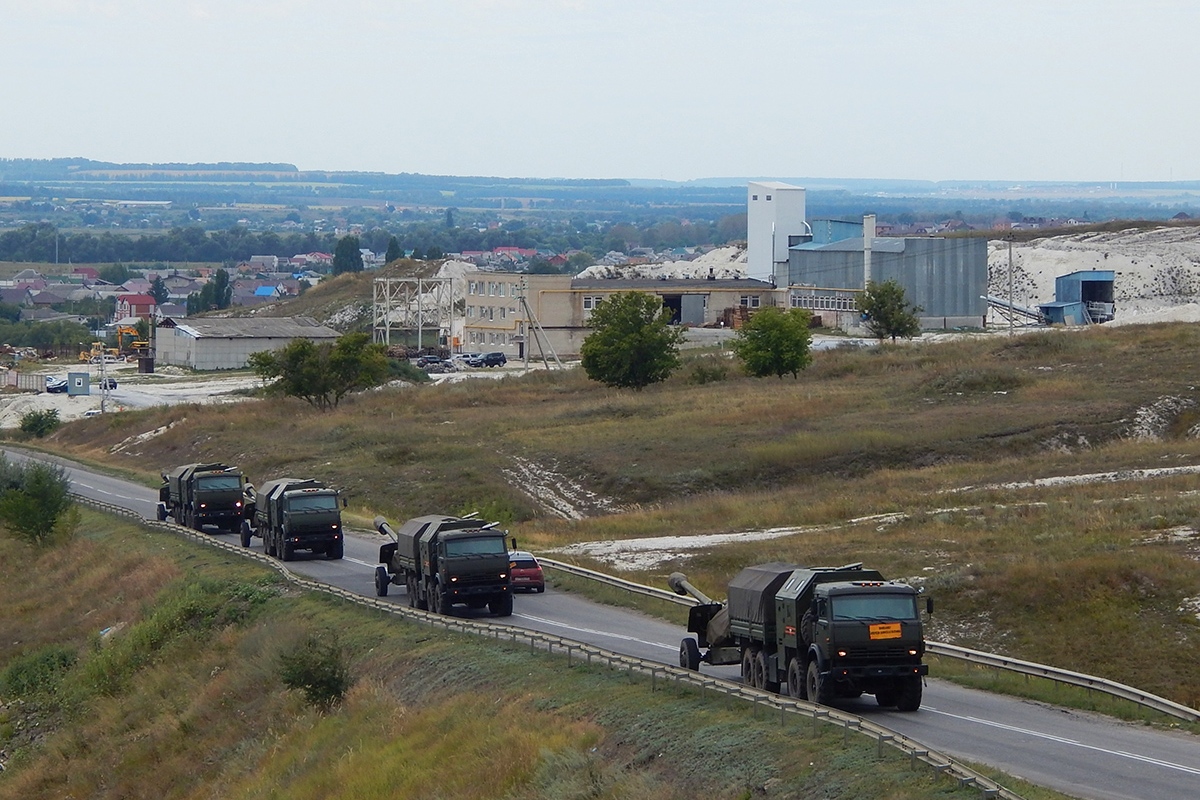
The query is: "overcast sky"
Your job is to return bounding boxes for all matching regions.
[3,1,1196,183]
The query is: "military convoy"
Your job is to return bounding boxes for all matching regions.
[157,463,247,532]
[373,513,513,617]
[671,562,931,711]
[240,478,344,561]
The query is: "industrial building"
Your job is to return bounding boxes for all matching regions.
[156,317,340,370]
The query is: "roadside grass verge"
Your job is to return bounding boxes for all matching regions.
[0,511,1036,800]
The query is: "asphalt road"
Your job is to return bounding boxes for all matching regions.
[12,448,1200,800]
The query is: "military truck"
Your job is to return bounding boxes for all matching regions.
[157,463,247,532]
[374,514,512,617]
[670,562,931,711]
[240,478,344,561]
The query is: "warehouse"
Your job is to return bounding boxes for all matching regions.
[156,317,341,370]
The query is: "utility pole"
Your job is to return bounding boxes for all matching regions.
[1008,237,1014,337]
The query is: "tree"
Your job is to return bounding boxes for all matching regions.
[580,291,684,390]
[333,235,363,275]
[731,306,813,378]
[0,458,75,546]
[248,332,389,411]
[149,275,170,305]
[186,268,232,313]
[384,236,402,264]
[857,279,923,342]
[19,409,61,438]
[98,263,131,285]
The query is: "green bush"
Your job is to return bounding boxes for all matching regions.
[686,357,730,385]
[19,408,61,438]
[0,458,75,546]
[0,644,77,698]
[280,632,350,710]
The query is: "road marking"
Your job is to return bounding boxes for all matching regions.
[344,557,374,568]
[70,480,155,505]
[923,707,1200,776]
[515,612,677,652]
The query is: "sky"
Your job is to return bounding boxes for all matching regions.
[3,0,1198,183]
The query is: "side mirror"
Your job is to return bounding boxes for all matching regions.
[510,536,518,551]
[342,497,348,508]
[926,597,934,615]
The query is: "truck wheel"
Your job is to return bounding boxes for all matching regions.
[895,676,923,712]
[156,503,168,522]
[680,638,702,671]
[374,566,390,597]
[787,657,806,699]
[405,576,416,607]
[806,660,833,705]
[326,539,344,560]
[754,650,779,693]
[741,647,756,687]
[431,586,445,615]
[239,521,252,548]
[489,593,513,617]
[875,685,898,707]
[281,541,294,562]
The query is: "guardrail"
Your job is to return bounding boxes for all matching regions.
[538,557,1200,725]
[70,495,1020,800]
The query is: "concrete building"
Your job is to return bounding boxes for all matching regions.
[156,316,340,370]
[746,181,807,282]
[461,272,776,360]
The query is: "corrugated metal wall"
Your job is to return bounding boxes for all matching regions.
[785,237,987,318]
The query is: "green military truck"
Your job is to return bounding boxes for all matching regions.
[157,462,247,533]
[671,562,931,711]
[374,514,512,617]
[240,478,344,561]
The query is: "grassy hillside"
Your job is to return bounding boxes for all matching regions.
[0,511,1051,800]
[31,323,1200,708]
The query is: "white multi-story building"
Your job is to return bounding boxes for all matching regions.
[746,181,807,283]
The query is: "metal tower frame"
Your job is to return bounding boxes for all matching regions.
[372,277,458,351]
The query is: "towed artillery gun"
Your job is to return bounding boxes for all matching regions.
[671,562,931,710]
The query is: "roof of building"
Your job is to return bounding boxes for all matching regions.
[791,237,908,253]
[159,316,340,340]
[570,277,776,291]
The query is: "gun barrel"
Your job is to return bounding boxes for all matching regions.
[374,515,397,539]
[668,572,716,606]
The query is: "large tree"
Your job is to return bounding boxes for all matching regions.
[857,279,923,342]
[248,332,389,411]
[580,291,685,390]
[731,306,813,379]
[333,235,364,275]
[384,236,402,264]
[148,275,170,305]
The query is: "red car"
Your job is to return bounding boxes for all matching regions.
[508,551,545,593]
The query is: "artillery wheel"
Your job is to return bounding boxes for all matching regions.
[680,638,702,671]
[787,657,806,699]
[895,675,923,712]
[489,593,513,617]
[806,660,833,705]
[374,566,390,597]
[741,647,756,688]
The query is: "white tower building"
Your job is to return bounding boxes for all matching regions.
[746,181,807,283]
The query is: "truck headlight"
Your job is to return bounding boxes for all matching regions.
[836,650,847,658]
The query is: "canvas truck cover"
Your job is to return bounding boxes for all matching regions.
[776,565,887,604]
[726,562,802,632]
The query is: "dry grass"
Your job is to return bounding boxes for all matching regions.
[28,322,1200,709]
[0,513,1024,800]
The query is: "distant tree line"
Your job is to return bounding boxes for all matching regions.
[0,215,748,268]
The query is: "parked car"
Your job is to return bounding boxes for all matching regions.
[97,377,118,390]
[481,352,508,367]
[90,355,121,364]
[451,352,482,367]
[45,376,68,394]
[508,551,545,593]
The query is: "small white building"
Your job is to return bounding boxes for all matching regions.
[156,317,340,370]
[746,181,807,282]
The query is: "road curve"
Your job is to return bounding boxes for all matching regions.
[10,447,1200,800]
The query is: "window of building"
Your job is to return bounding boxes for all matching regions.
[499,307,506,320]
[766,195,772,201]
[582,295,603,310]
[752,194,758,200]
[740,295,761,308]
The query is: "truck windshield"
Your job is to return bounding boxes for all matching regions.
[831,594,917,621]
[196,475,241,491]
[287,494,337,512]
[444,537,506,557]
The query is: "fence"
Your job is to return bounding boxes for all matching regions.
[71,495,1021,800]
